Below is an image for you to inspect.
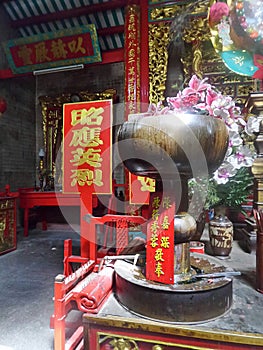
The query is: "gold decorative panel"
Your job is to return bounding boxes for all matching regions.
[147,1,256,106]
[149,4,186,22]
[148,23,170,104]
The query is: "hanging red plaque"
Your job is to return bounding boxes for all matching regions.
[129,173,155,205]
[63,100,112,195]
[3,25,101,74]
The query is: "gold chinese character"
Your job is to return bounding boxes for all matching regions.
[51,39,67,59]
[129,14,135,24]
[138,176,155,192]
[155,248,164,262]
[70,169,103,187]
[150,220,159,234]
[151,209,159,221]
[70,148,102,167]
[128,92,135,101]
[128,66,135,76]
[17,45,32,65]
[35,42,51,62]
[128,48,135,58]
[68,36,86,54]
[128,40,136,49]
[152,196,160,209]
[155,261,164,277]
[128,76,135,84]
[161,215,170,230]
[150,233,158,248]
[69,127,103,147]
[160,236,170,248]
[71,107,104,126]
[162,196,171,209]
[128,28,136,37]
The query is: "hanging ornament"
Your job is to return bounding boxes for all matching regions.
[0,97,7,115]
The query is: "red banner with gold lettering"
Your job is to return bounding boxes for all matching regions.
[129,173,155,205]
[146,190,175,284]
[124,5,140,117]
[2,25,101,74]
[63,100,112,195]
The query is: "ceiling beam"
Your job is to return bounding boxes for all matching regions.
[10,0,129,28]
[97,25,124,36]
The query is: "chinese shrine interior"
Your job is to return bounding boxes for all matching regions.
[0,1,263,350]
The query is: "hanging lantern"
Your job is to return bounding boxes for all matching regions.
[0,97,7,116]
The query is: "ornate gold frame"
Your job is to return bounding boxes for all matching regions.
[148,1,256,105]
[38,89,116,189]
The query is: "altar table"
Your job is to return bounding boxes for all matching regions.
[19,188,97,237]
[83,239,263,349]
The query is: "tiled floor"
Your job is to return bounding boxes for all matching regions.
[0,225,81,350]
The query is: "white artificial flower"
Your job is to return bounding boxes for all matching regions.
[227,145,255,169]
[228,129,243,147]
[213,161,237,184]
[245,116,260,135]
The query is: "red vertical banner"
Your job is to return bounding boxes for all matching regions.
[129,173,155,205]
[146,189,175,284]
[124,5,141,204]
[124,4,140,118]
[63,100,112,195]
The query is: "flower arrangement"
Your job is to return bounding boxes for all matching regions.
[146,75,259,211]
[166,75,258,184]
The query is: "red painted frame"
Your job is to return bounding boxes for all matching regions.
[83,314,263,350]
[0,185,18,255]
[18,188,98,237]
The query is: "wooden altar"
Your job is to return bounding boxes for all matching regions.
[83,311,263,350]
[19,188,99,237]
[82,238,263,350]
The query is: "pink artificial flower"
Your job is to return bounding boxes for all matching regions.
[164,73,257,186]
[199,87,221,116]
[209,2,230,27]
[181,94,200,107]
[182,75,211,98]
[167,95,183,110]
[205,87,219,106]
[146,102,170,115]
[147,102,163,115]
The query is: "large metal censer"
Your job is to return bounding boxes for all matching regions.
[116,111,233,324]
[114,254,233,324]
